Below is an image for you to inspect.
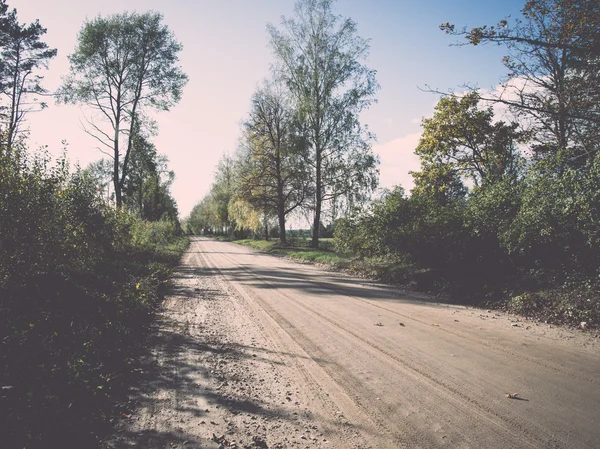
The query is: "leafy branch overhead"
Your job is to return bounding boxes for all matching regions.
[438,0,600,164]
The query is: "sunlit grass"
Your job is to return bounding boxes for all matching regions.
[234,239,277,251]
[233,238,347,266]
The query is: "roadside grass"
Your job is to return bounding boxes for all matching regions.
[233,238,348,266]
[214,235,234,242]
[234,238,277,251]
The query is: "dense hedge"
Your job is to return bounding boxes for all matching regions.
[0,148,188,448]
[334,154,600,325]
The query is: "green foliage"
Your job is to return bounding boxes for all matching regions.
[503,153,600,279]
[0,0,57,150]
[413,92,522,193]
[0,146,187,448]
[268,0,380,247]
[59,10,188,207]
[228,198,262,233]
[187,155,239,236]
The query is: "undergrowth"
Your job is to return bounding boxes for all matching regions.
[0,148,189,448]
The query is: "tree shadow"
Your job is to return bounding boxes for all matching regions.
[102,265,349,449]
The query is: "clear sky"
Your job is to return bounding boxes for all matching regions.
[11,0,525,217]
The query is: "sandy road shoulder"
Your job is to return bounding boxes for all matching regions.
[104,237,368,449]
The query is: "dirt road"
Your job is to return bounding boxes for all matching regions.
[105,237,600,448]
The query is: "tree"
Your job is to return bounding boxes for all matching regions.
[0,0,57,151]
[411,162,467,206]
[237,81,311,244]
[413,92,523,193]
[211,155,235,235]
[139,168,178,222]
[121,126,157,213]
[84,158,113,201]
[268,0,379,248]
[121,130,178,221]
[188,196,218,235]
[440,0,600,165]
[59,11,187,207]
[228,198,262,235]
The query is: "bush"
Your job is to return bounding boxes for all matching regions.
[131,217,181,250]
[508,281,600,326]
[0,147,188,448]
[503,154,600,282]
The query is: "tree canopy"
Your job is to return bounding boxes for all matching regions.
[441,0,600,165]
[268,0,379,247]
[0,0,56,151]
[59,11,187,207]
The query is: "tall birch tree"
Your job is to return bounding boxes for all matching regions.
[237,80,311,245]
[268,0,379,247]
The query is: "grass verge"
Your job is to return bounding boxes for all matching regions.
[233,238,348,266]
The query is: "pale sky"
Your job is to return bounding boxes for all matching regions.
[11,0,523,217]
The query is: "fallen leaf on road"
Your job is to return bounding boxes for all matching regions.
[399,323,405,327]
[454,320,459,322]
[432,323,440,327]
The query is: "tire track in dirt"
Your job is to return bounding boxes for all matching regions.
[198,241,390,448]
[207,247,546,448]
[227,247,599,387]
[200,238,600,448]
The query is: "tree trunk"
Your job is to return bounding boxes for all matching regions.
[113,92,122,207]
[276,167,287,245]
[138,173,144,218]
[278,206,286,246]
[7,48,21,151]
[264,204,269,241]
[113,150,122,209]
[311,151,322,248]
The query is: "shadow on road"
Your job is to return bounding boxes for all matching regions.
[102,255,354,449]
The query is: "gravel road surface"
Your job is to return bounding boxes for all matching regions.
[105,236,600,449]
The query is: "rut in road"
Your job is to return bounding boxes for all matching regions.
[107,237,600,449]
[198,237,600,448]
